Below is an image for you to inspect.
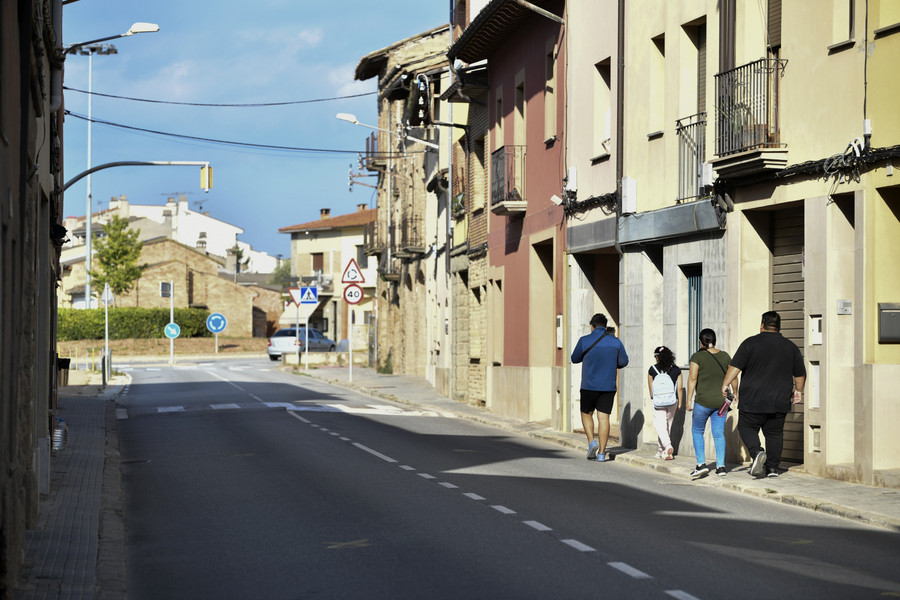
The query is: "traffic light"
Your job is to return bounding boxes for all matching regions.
[200,165,213,192]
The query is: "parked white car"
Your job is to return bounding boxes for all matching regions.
[267,327,335,360]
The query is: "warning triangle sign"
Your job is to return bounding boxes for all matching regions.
[342,258,365,284]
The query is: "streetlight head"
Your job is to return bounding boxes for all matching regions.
[336,113,359,125]
[126,22,160,36]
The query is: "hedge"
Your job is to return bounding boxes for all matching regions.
[57,307,212,340]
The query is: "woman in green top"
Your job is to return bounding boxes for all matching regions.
[686,328,738,478]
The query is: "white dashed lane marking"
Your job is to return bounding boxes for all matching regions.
[608,562,653,580]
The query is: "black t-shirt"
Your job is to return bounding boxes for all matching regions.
[731,332,806,413]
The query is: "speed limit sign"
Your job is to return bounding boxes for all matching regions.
[343,283,364,304]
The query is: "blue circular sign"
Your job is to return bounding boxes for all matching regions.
[164,322,181,339]
[206,312,227,334]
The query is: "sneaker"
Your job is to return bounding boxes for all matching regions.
[665,447,674,460]
[750,451,767,477]
[690,464,710,478]
[587,440,599,460]
[656,450,666,459]
[595,452,608,462]
[716,466,727,477]
[766,467,779,478]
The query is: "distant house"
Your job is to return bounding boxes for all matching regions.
[278,205,376,349]
[60,237,284,337]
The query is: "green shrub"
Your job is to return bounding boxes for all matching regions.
[58,307,211,340]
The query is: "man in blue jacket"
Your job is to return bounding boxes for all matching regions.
[571,313,629,462]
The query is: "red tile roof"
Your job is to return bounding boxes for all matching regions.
[279,208,375,233]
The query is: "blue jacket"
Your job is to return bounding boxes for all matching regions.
[571,329,629,392]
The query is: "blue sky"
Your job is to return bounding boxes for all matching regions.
[62,1,449,259]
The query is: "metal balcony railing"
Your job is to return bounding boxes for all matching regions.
[363,220,386,255]
[714,58,786,157]
[490,145,526,208]
[676,113,706,203]
[399,215,425,254]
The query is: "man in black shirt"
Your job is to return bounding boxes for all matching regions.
[721,311,806,478]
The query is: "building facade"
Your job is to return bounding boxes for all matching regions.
[279,205,377,350]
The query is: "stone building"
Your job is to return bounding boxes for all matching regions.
[353,25,452,386]
[0,0,64,589]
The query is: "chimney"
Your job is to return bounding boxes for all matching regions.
[320,208,331,220]
[357,203,367,212]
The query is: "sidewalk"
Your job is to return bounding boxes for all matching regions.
[15,370,129,600]
[16,362,899,599]
[301,365,900,532]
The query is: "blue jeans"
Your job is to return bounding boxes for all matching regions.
[692,404,727,467]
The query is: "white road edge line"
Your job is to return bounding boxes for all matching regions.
[561,539,596,552]
[665,591,702,600]
[287,412,311,424]
[352,443,398,463]
[608,562,652,580]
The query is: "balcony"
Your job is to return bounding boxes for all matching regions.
[676,113,707,203]
[300,272,333,294]
[490,145,526,215]
[361,132,386,171]
[377,253,400,282]
[395,215,425,257]
[363,221,386,256]
[710,58,789,179]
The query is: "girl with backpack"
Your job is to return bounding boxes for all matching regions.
[648,346,683,460]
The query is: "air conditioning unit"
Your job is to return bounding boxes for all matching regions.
[621,176,637,214]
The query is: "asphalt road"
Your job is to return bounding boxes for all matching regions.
[116,358,900,600]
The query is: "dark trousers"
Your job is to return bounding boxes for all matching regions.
[737,411,787,470]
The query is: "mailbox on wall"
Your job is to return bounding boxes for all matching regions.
[878,303,900,343]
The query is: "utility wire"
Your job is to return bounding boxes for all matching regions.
[64,110,423,156]
[62,86,376,107]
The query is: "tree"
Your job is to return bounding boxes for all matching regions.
[268,259,293,286]
[89,215,147,301]
[229,243,250,274]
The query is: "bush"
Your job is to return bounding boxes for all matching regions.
[58,307,212,340]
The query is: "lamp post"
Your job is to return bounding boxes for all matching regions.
[336,112,439,150]
[64,23,159,308]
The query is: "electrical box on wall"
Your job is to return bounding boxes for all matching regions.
[621,177,637,214]
[809,315,823,345]
[878,303,900,343]
[556,314,563,349]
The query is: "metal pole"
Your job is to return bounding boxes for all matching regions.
[349,308,353,383]
[305,315,310,371]
[295,302,300,364]
[85,50,93,308]
[169,280,174,365]
[103,284,109,386]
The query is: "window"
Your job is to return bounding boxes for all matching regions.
[684,265,702,360]
[544,38,557,142]
[514,71,526,147]
[831,0,853,45]
[472,136,487,211]
[593,59,612,159]
[494,88,504,149]
[356,244,366,266]
[312,252,323,272]
[649,34,665,135]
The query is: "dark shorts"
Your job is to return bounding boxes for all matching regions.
[580,390,615,415]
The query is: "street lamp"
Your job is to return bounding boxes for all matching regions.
[336,113,439,150]
[64,23,159,308]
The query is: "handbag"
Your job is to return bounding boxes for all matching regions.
[704,349,733,416]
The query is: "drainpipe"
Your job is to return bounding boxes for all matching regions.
[615,0,625,258]
[50,0,63,113]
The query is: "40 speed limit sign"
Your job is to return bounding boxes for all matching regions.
[343,283,364,304]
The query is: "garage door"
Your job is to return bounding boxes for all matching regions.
[772,206,804,463]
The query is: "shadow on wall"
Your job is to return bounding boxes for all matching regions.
[619,403,645,449]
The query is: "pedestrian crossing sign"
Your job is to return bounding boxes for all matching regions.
[300,286,318,304]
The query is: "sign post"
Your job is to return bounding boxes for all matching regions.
[160,281,176,365]
[342,259,365,382]
[101,283,113,386]
[287,287,317,369]
[206,312,227,354]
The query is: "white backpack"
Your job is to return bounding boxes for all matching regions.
[651,365,677,407]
